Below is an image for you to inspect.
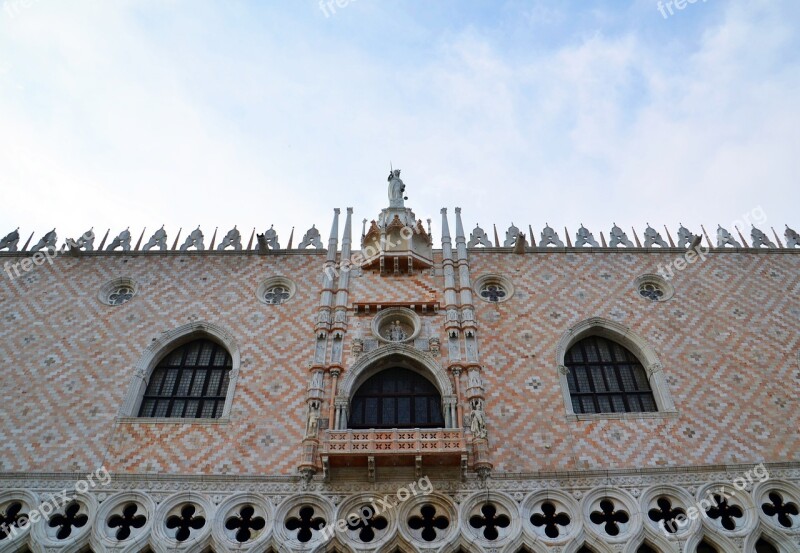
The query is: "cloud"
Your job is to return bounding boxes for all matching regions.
[0,1,796,246]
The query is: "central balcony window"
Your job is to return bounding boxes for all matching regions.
[348,368,444,429]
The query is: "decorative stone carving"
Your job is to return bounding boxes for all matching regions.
[180,227,205,251]
[216,226,242,250]
[750,227,776,248]
[257,225,280,251]
[646,363,663,377]
[469,398,487,439]
[539,224,565,247]
[351,338,363,358]
[785,225,799,248]
[503,223,520,247]
[106,228,132,251]
[643,224,669,247]
[298,225,323,249]
[468,225,492,247]
[428,336,440,356]
[30,229,57,253]
[143,226,168,251]
[677,224,695,249]
[717,225,742,248]
[305,400,321,438]
[310,370,323,390]
[558,365,570,375]
[385,321,407,342]
[68,228,95,251]
[575,225,599,247]
[387,168,406,208]
[609,223,634,247]
[0,228,20,251]
[468,369,482,390]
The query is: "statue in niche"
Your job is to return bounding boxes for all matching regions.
[503,223,520,247]
[305,400,321,438]
[30,229,57,253]
[469,398,487,439]
[575,225,599,247]
[310,371,323,390]
[70,228,95,251]
[180,227,205,251]
[387,168,406,208]
[539,224,564,247]
[609,223,634,247]
[216,226,242,250]
[386,320,407,342]
[750,227,775,248]
[644,224,669,248]
[299,225,323,249]
[143,226,168,251]
[716,225,741,248]
[676,224,694,249]
[468,225,492,247]
[0,228,20,252]
[785,225,800,248]
[106,228,132,251]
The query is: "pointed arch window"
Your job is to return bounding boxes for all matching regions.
[349,368,444,429]
[565,336,656,414]
[138,339,232,419]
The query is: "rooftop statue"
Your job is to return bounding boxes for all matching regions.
[387,168,406,208]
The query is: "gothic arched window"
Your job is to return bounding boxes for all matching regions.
[349,368,444,429]
[565,336,656,414]
[138,339,232,419]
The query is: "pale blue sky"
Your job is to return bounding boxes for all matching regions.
[1,1,798,246]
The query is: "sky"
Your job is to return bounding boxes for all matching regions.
[0,0,798,247]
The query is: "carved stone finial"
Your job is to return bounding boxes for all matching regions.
[467,224,492,247]
[298,225,323,249]
[575,224,599,247]
[0,228,20,252]
[785,225,800,248]
[69,228,96,252]
[716,225,741,248]
[257,225,280,252]
[143,226,168,251]
[539,224,565,247]
[216,226,242,251]
[503,223,520,247]
[106,228,132,251]
[750,227,776,248]
[676,224,695,249]
[643,224,669,248]
[30,229,57,253]
[609,223,634,247]
[179,227,205,251]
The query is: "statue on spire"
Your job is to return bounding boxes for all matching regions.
[387,168,406,208]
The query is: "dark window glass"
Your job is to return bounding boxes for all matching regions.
[349,368,444,429]
[565,336,657,414]
[696,541,718,553]
[139,339,232,419]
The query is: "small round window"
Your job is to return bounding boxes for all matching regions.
[634,274,674,302]
[473,274,514,303]
[480,283,507,302]
[98,277,138,306]
[256,277,296,306]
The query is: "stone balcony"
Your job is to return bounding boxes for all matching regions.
[320,428,468,479]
